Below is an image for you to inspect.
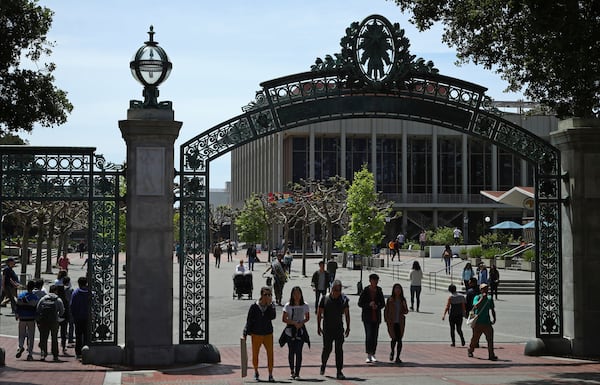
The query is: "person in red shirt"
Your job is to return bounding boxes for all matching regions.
[58,254,70,272]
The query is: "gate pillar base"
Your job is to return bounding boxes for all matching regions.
[524,338,573,356]
[84,345,124,365]
[124,345,175,367]
[174,344,220,364]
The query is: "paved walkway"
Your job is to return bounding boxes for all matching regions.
[1,251,599,384]
[2,335,600,385]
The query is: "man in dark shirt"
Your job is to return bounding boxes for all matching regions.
[1,258,21,314]
[317,280,350,380]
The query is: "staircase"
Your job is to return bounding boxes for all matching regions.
[380,265,535,295]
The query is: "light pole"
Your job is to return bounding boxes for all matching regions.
[484,216,491,236]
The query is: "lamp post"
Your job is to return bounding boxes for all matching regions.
[129,26,172,109]
[484,216,491,235]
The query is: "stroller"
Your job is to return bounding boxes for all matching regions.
[233,271,253,300]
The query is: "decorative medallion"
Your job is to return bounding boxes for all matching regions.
[355,16,396,82]
[311,14,438,90]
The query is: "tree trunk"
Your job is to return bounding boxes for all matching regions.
[20,220,31,276]
[45,221,55,275]
[35,225,44,279]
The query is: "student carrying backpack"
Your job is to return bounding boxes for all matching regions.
[36,285,64,361]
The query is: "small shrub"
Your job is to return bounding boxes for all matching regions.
[523,249,535,262]
[468,246,482,258]
[431,226,455,245]
[482,247,503,258]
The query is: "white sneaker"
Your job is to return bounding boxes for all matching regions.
[371,355,378,362]
[366,355,372,363]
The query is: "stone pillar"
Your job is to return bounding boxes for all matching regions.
[551,117,600,356]
[119,108,181,366]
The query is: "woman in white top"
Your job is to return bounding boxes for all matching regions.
[282,286,310,379]
[408,261,423,312]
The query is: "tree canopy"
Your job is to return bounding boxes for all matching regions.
[391,0,600,118]
[0,0,73,135]
[235,194,268,245]
[336,165,390,257]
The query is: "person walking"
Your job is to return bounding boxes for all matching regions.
[243,286,276,382]
[246,244,257,271]
[63,276,75,345]
[396,233,405,250]
[358,273,385,363]
[419,229,427,251]
[462,262,475,291]
[317,280,350,380]
[489,265,500,299]
[478,263,489,285]
[1,257,21,314]
[311,260,331,313]
[283,250,293,274]
[54,282,71,355]
[226,241,233,262]
[36,285,65,361]
[442,245,452,275]
[213,242,222,268]
[77,241,86,258]
[408,261,423,312]
[265,253,287,306]
[388,240,395,260]
[384,283,409,363]
[15,280,38,361]
[442,284,466,347]
[453,227,462,245]
[281,286,310,379]
[326,256,338,286]
[467,283,498,360]
[57,253,70,272]
[70,276,90,359]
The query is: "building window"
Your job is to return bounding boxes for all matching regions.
[376,137,400,193]
[315,137,340,180]
[469,139,492,194]
[292,137,308,181]
[498,150,522,190]
[345,137,370,182]
[438,137,461,194]
[407,137,431,194]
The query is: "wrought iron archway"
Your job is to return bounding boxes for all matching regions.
[178,14,562,343]
[0,146,124,346]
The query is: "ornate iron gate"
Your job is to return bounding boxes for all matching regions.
[179,14,563,343]
[0,146,124,345]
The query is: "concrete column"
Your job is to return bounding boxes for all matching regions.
[119,108,181,366]
[551,118,600,356]
[431,127,438,203]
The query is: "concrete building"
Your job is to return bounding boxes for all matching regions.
[231,105,557,248]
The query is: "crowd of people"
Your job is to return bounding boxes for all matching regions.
[1,258,91,362]
[237,249,499,382]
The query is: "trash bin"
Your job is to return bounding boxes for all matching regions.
[352,254,362,270]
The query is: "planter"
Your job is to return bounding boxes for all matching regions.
[495,257,512,269]
[469,257,481,266]
[481,258,493,267]
[521,260,536,272]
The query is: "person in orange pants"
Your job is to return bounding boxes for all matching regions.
[243,286,276,382]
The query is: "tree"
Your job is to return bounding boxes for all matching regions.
[1,0,73,135]
[294,177,349,258]
[208,204,235,245]
[235,194,268,247]
[336,164,391,262]
[391,0,600,118]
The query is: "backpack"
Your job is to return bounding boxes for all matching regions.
[36,296,58,323]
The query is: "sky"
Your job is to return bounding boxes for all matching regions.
[26,0,525,189]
